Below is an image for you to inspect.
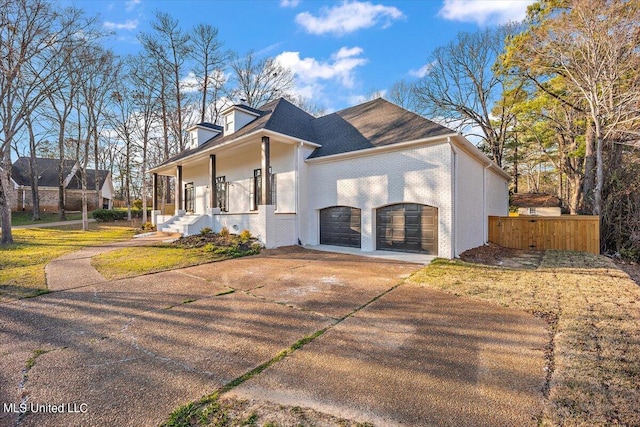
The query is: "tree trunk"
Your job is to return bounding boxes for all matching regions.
[81,166,88,231]
[582,119,595,213]
[0,147,14,244]
[28,121,41,221]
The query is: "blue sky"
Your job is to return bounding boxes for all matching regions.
[63,0,535,111]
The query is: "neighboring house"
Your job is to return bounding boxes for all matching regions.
[150,98,510,258]
[11,157,114,212]
[511,193,563,216]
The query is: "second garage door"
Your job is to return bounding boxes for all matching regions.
[320,206,361,248]
[376,203,438,254]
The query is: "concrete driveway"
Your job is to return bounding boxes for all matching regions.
[0,247,547,427]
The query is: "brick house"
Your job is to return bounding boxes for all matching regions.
[11,157,114,212]
[150,98,510,258]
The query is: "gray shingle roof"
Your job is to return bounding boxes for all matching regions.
[12,157,109,189]
[156,97,455,167]
[12,158,76,187]
[309,98,454,158]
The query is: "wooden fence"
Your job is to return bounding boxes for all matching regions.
[488,215,600,254]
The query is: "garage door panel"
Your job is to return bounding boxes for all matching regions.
[320,206,361,248]
[376,204,438,255]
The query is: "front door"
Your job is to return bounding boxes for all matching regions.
[184,182,195,213]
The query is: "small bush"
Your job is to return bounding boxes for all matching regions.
[619,247,640,262]
[92,209,127,222]
[219,227,230,238]
[239,229,252,243]
[141,222,156,232]
[200,227,212,236]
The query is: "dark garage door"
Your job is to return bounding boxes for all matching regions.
[376,203,438,254]
[320,206,361,248]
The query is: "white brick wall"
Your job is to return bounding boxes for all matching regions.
[454,148,486,255]
[304,141,454,256]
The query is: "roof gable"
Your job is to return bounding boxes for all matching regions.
[12,157,76,187]
[12,157,108,189]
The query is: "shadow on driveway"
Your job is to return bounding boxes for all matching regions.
[0,248,546,427]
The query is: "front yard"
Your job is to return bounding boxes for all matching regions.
[0,223,135,301]
[409,250,640,426]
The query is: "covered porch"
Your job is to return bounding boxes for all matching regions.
[149,133,315,248]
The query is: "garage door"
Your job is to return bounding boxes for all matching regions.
[320,206,361,248]
[376,203,438,254]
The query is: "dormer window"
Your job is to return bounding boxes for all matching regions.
[185,123,222,150]
[224,114,234,132]
[220,104,262,135]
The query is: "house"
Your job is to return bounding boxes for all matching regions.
[511,193,563,216]
[149,98,510,258]
[10,157,114,212]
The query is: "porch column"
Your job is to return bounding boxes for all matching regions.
[261,136,271,205]
[209,155,216,209]
[152,173,158,212]
[176,165,183,211]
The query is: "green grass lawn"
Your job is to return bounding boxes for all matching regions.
[10,210,83,226]
[0,223,135,301]
[92,245,228,280]
[409,252,640,426]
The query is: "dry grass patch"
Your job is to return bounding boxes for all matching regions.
[0,223,135,301]
[409,251,640,426]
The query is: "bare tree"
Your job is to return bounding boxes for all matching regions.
[0,0,78,243]
[190,23,227,124]
[413,24,521,167]
[387,79,421,113]
[229,51,294,108]
[140,12,191,151]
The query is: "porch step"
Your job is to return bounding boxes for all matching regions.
[160,214,202,235]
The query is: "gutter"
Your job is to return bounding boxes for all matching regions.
[149,129,321,175]
[448,136,458,258]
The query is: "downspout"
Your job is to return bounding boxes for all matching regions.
[448,137,458,258]
[295,141,301,245]
[483,164,492,244]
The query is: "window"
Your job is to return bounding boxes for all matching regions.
[250,168,261,211]
[224,114,233,132]
[528,207,538,215]
[250,168,276,211]
[216,176,228,212]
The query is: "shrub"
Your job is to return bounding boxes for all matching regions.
[200,227,212,236]
[219,227,230,238]
[132,199,143,210]
[239,229,252,243]
[92,209,127,222]
[141,222,156,232]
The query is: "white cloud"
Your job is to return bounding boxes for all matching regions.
[295,1,404,36]
[103,19,139,31]
[276,46,367,88]
[280,0,300,7]
[438,0,535,25]
[275,47,368,110]
[408,62,434,78]
[125,0,141,12]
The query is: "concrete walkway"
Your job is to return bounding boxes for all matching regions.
[0,244,548,427]
[45,233,172,291]
[12,219,97,229]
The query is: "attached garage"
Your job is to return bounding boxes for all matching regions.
[376,203,438,255]
[320,206,361,248]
